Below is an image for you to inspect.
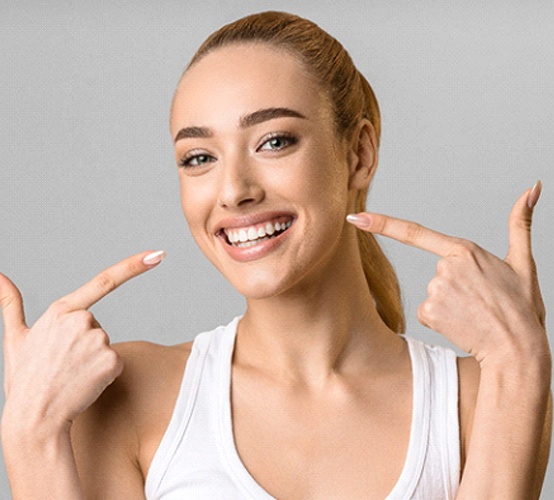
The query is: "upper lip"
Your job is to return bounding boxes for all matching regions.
[214,211,296,235]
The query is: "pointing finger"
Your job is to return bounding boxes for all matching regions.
[0,273,28,335]
[346,212,459,257]
[57,250,166,312]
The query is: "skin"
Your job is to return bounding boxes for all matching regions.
[1,43,551,499]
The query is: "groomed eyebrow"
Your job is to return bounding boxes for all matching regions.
[239,107,306,128]
[173,126,212,142]
[173,107,306,144]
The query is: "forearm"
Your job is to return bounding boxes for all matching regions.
[457,352,552,499]
[2,407,84,500]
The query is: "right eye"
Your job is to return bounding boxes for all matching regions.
[178,152,216,168]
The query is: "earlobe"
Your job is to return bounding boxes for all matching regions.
[348,119,379,190]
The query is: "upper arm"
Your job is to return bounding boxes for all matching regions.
[457,355,480,475]
[71,342,147,499]
[70,340,191,499]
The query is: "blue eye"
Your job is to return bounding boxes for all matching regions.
[258,134,297,151]
[179,153,215,168]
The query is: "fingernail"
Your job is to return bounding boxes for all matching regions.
[143,250,166,266]
[527,180,542,209]
[346,213,372,228]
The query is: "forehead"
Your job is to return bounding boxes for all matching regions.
[170,43,332,133]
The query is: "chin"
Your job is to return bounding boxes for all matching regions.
[225,270,293,301]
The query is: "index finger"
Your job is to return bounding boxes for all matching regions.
[57,250,165,312]
[347,212,458,257]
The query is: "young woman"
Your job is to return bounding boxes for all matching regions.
[1,11,551,499]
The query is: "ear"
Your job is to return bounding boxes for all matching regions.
[347,119,379,190]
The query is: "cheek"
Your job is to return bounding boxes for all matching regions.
[179,176,213,236]
[300,150,350,211]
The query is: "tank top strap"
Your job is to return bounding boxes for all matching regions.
[388,335,460,499]
[144,317,241,497]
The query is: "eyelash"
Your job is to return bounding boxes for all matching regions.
[257,132,298,152]
[178,132,298,169]
[178,151,214,169]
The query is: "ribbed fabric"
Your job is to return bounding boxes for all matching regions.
[145,317,460,499]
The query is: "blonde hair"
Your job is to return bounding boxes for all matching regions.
[182,11,405,333]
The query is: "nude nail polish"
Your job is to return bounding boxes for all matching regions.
[527,180,542,209]
[143,250,166,265]
[346,213,372,228]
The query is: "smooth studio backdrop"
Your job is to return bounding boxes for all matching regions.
[1,1,553,497]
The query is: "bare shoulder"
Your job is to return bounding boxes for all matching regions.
[110,340,193,408]
[456,355,481,472]
[71,339,194,498]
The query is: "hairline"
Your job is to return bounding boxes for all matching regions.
[169,41,341,138]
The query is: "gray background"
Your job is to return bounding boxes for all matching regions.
[1,0,553,497]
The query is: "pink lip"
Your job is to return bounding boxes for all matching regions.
[216,215,296,262]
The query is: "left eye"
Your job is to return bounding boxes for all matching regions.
[258,134,297,151]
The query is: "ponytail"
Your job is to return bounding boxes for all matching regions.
[356,72,405,333]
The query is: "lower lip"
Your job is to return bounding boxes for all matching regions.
[218,221,295,262]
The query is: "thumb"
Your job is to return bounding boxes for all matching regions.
[505,181,541,275]
[0,273,29,338]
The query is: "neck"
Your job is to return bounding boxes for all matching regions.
[235,241,401,388]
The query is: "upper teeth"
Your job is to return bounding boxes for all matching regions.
[225,220,292,244]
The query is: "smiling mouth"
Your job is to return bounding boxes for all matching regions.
[221,216,294,248]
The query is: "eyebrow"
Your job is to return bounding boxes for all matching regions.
[173,107,306,144]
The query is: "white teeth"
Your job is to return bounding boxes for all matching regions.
[235,236,270,248]
[225,218,293,247]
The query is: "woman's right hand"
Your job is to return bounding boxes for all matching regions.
[0,250,165,437]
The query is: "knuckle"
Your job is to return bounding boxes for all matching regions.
[405,223,424,245]
[436,258,449,275]
[47,300,70,319]
[84,328,107,351]
[75,309,96,327]
[371,216,387,234]
[416,304,427,326]
[126,259,144,276]
[95,271,117,295]
[104,348,118,367]
[92,328,110,347]
[418,300,436,325]
[0,293,16,311]
[62,310,93,331]
[72,308,91,320]
[104,349,123,377]
[427,278,440,296]
[514,214,532,232]
[453,239,479,258]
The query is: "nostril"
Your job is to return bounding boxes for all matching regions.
[218,175,265,208]
[238,197,257,206]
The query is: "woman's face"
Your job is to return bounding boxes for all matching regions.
[171,43,362,299]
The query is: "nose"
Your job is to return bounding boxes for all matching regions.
[217,154,265,209]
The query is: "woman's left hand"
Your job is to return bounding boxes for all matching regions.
[347,182,548,367]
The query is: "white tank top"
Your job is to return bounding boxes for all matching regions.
[145,316,460,499]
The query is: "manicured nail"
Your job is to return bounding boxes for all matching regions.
[346,213,372,228]
[143,250,166,266]
[527,180,542,209]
